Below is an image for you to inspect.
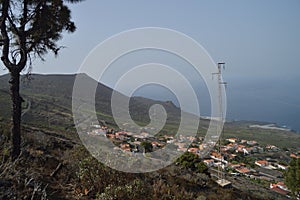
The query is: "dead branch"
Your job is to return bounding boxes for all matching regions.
[50,163,62,177]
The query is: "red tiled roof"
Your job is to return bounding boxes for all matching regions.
[188,148,200,154]
[211,151,222,158]
[235,167,250,174]
[204,159,214,163]
[270,187,288,195]
[271,182,288,190]
[256,160,268,165]
[106,133,115,138]
[290,153,300,159]
[120,143,130,149]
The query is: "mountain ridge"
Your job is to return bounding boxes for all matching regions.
[0,73,186,132]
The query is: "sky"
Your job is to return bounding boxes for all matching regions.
[0,0,298,79]
[1,0,300,130]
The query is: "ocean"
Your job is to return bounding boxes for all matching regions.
[133,76,300,133]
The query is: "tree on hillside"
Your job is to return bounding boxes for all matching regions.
[176,152,208,173]
[0,0,83,160]
[285,158,300,197]
[140,141,153,153]
[176,152,200,169]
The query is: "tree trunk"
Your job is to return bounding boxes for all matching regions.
[9,71,22,160]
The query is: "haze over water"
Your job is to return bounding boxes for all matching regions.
[134,76,300,133]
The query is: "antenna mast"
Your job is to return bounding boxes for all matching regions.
[213,62,231,187]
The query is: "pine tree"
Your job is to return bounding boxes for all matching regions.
[0,0,83,160]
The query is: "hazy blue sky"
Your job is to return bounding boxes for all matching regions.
[1,0,300,130]
[1,0,299,80]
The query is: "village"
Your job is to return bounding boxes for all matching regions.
[87,124,300,197]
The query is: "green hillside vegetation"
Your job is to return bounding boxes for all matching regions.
[1,74,299,150]
[1,74,297,199]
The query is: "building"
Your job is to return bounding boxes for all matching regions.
[235,167,250,175]
[276,164,288,170]
[255,160,269,167]
[273,182,288,191]
[247,140,258,146]
[240,139,247,144]
[266,145,280,152]
[210,151,226,163]
[225,143,237,151]
[226,138,238,143]
[290,153,300,159]
[236,145,246,153]
[120,143,131,152]
[188,147,200,154]
[228,163,245,169]
[270,182,289,195]
[203,159,214,167]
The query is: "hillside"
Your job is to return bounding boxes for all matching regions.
[1,73,299,199]
[0,73,299,148]
[0,73,185,130]
[0,74,249,199]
